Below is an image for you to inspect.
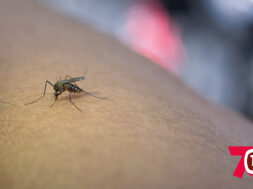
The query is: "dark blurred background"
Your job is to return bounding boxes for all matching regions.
[40,0,253,119]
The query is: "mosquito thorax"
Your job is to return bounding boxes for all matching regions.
[54,81,62,91]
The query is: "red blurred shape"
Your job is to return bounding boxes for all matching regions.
[127,1,183,73]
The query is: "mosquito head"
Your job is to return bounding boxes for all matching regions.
[54,81,62,92]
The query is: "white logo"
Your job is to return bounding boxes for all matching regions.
[244,149,253,174]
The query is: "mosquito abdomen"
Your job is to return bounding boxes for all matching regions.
[67,83,83,93]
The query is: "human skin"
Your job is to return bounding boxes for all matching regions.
[0,0,253,188]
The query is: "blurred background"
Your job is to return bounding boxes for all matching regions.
[40,0,253,119]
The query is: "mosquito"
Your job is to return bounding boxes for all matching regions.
[25,75,107,111]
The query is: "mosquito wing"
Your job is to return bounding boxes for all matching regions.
[62,76,85,84]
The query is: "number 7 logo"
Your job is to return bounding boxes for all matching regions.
[228,146,253,178]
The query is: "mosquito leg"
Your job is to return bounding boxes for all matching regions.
[50,100,56,108]
[50,94,59,108]
[25,80,54,105]
[72,81,108,100]
[81,89,108,100]
[69,92,82,111]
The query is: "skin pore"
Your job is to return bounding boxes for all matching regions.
[1,0,253,188]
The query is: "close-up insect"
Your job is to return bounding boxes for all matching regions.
[25,75,107,111]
